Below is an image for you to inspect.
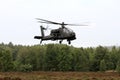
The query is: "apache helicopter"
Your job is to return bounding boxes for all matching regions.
[34,18,87,44]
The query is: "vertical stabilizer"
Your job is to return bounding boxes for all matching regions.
[34,25,45,44]
[40,25,45,37]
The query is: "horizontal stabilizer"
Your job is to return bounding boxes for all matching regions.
[34,36,42,39]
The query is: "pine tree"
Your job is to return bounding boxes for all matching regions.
[116,60,120,74]
[100,59,106,72]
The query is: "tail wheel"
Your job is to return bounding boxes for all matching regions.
[40,40,42,44]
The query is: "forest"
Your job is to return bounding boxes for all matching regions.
[0,42,120,72]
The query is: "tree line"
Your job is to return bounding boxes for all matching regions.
[0,42,120,72]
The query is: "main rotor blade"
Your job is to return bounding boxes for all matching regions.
[38,21,88,26]
[65,24,88,26]
[37,21,51,24]
[36,18,89,26]
[36,18,61,25]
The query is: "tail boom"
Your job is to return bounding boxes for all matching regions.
[34,36,42,39]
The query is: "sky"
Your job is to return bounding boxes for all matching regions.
[0,0,120,47]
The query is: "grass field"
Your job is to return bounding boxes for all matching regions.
[0,71,120,80]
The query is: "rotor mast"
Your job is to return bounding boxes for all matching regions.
[61,22,65,28]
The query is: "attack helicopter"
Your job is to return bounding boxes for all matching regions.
[34,18,88,44]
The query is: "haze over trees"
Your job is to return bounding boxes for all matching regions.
[0,42,120,72]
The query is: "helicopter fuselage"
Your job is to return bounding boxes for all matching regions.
[50,27,76,40]
[34,26,76,44]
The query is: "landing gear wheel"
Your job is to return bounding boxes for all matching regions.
[59,40,62,44]
[68,41,71,44]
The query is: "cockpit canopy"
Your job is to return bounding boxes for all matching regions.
[63,27,74,33]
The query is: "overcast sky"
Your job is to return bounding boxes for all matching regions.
[0,0,120,47]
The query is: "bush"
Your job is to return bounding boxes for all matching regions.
[19,64,32,72]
